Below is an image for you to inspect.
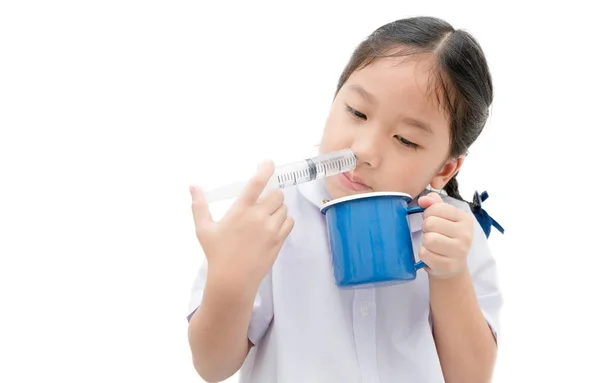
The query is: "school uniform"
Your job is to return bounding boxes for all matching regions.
[187,178,503,383]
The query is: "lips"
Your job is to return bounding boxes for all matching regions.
[338,172,371,192]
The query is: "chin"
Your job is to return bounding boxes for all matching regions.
[324,178,343,200]
[328,188,352,200]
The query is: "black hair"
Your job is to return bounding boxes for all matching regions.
[335,16,493,201]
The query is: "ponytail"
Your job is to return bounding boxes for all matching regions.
[443,175,463,201]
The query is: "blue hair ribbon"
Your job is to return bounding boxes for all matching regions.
[470,191,504,238]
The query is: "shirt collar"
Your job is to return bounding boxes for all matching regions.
[297,178,331,209]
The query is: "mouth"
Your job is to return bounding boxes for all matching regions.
[338,172,371,192]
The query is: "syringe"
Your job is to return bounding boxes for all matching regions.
[203,149,356,203]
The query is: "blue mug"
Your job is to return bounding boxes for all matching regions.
[320,192,426,288]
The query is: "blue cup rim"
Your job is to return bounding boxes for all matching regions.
[320,191,412,214]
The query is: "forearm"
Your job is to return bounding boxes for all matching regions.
[429,270,497,383]
[188,270,258,383]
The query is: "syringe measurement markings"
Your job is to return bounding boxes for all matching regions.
[275,153,354,188]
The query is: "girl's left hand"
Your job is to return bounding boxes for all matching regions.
[417,192,474,280]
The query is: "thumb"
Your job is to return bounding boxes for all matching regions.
[189,185,214,232]
[418,192,444,209]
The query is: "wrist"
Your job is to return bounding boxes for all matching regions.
[205,264,262,302]
[429,267,470,287]
[427,265,495,338]
[428,263,470,283]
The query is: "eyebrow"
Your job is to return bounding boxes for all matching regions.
[348,84,376,104]
[401,116,433,135]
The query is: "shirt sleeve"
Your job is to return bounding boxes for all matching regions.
[446,197,503,342]
[186,255,275,346]
[468,219,503,342]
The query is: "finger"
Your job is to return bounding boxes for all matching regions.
[421,232,458,257]
[422,202,465,222]
[189,185,214,233]
[418,192,444,209]
[418,246,453,273]
[257,189,285,215]
[237,161,275,206]
[269,204,288,229]
[421,215,463,238]
[278,216,295,240]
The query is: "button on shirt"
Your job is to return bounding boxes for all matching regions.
[187,179,502,383]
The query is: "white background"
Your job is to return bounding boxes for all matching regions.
[1,1,598,382]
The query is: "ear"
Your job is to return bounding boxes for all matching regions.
[429,156,465,190]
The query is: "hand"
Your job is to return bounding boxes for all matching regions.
[189,161,295,288]
[417,192,474,280]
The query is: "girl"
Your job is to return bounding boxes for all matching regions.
[187,16,502,383]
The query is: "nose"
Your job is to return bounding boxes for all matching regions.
[350,130,382,168]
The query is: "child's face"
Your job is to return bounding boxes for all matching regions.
[320,55,463,200]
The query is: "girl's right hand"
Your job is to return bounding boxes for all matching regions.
[189,161,295,288]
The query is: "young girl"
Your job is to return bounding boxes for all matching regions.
[187,16,502,383]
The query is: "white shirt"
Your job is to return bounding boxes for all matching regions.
[187,179,502,383]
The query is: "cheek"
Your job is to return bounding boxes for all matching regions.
[377,163,432,198]
[320,112,352,151]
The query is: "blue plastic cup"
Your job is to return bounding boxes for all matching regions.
[320,192,426,288]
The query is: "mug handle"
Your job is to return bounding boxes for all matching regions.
[407,206,427,270]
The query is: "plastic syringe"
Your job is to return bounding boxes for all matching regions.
[203,149,356,203]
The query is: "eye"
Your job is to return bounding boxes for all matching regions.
[346,105,367,120]
[395,136,418,150]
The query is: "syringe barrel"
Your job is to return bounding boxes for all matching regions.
[271,149,356,188]
[203,149,356,203]
[311,148,356,179]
